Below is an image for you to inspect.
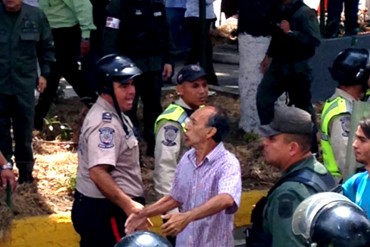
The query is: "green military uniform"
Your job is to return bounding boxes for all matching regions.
[0,2,54,182]
[320,88,353,183]
[103,0,174,156]
[263,156,331,246]
[256,0,321,137]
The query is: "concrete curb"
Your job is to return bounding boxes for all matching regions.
[0,190,267,246]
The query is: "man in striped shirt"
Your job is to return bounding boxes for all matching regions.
[125,105,242,247]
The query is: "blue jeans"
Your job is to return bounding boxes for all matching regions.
[166,7,189,54]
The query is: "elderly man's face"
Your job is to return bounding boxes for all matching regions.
[3,0,22,12]
[184,106,215,147]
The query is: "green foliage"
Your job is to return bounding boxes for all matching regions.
[42,116,72,141]
[67,173,77,195]
[243,132,259,143]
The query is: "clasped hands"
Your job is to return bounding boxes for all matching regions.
[125,211,191,237]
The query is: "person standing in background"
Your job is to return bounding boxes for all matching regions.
[0,0,54,183]
[184,0,218,85]
[35,0,97,131]
[326,0,360,38]
[103,0,173,157]
[236,0,283,133]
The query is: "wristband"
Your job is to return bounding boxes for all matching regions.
[0,162,13,171]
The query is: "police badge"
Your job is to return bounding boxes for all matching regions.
[162,125,179,146]
[98,127,115,148]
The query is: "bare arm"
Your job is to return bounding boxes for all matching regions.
[161,193,234,236]
[89,165,143,215]
[125,195,180,234]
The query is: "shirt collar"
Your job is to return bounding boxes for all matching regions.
[188,142,225,167]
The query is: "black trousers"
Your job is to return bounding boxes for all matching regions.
[0,93,34,174]
[125,71,163,157]
[72,190,145,247]
[326,0,359,38]
[256,61,319,153]
[34,25,96,130]
[184,17,218,85]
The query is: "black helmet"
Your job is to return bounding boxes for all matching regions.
[115,231,173,247]
[292,192,370,247]
[96,54,142,93]
[329,48,370,86]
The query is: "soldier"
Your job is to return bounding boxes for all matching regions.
[0,0,54,183]
[153,64,208,245]
[103,0,173,157]
[246,105,335,247]
[321,48,370,183]
[256,0,321,153]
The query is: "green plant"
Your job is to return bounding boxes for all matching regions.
[43,116,72,141]
[243,132,259,143]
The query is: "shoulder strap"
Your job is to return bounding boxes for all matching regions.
[268,168,336,196]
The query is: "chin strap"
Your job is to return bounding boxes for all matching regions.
[109,83,130,136]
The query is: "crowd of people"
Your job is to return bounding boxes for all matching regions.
[1,0,370,246]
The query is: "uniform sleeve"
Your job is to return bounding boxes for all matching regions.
[265,185,309,247]
[37,11,55,78]
[329,114,350,176]
[218,156,242,214]
[69,0,96,38]
[153,121,183,198]
[287,8,321,48]
[102,0,122,55]
[86,123,122,169]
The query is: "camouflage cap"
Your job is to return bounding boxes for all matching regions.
[259,105,313,137]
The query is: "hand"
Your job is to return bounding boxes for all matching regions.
[161,212,191,236]
[80,39,90,56]
[37,76,47,93]
[260,55,272,74]
[1,170,16,192]
[125,212,152,234]
[162,63,173,81]
[280,20,291,34]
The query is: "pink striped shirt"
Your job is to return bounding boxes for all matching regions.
[171,142,242,247]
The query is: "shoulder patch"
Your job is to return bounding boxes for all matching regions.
[277,193,295,219]
[340,116,350,137]
[98,127,115,148]
[161,125,179,146]
[102,112,112,122]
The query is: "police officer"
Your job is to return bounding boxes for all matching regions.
[256,0,321,153]
[71,54,150,247]
[153,64,208,245]
[0,0,54,183]
[321,48,370,183]
[292,192,370,247]
[246,105,335,247]
[103,0,173,157]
